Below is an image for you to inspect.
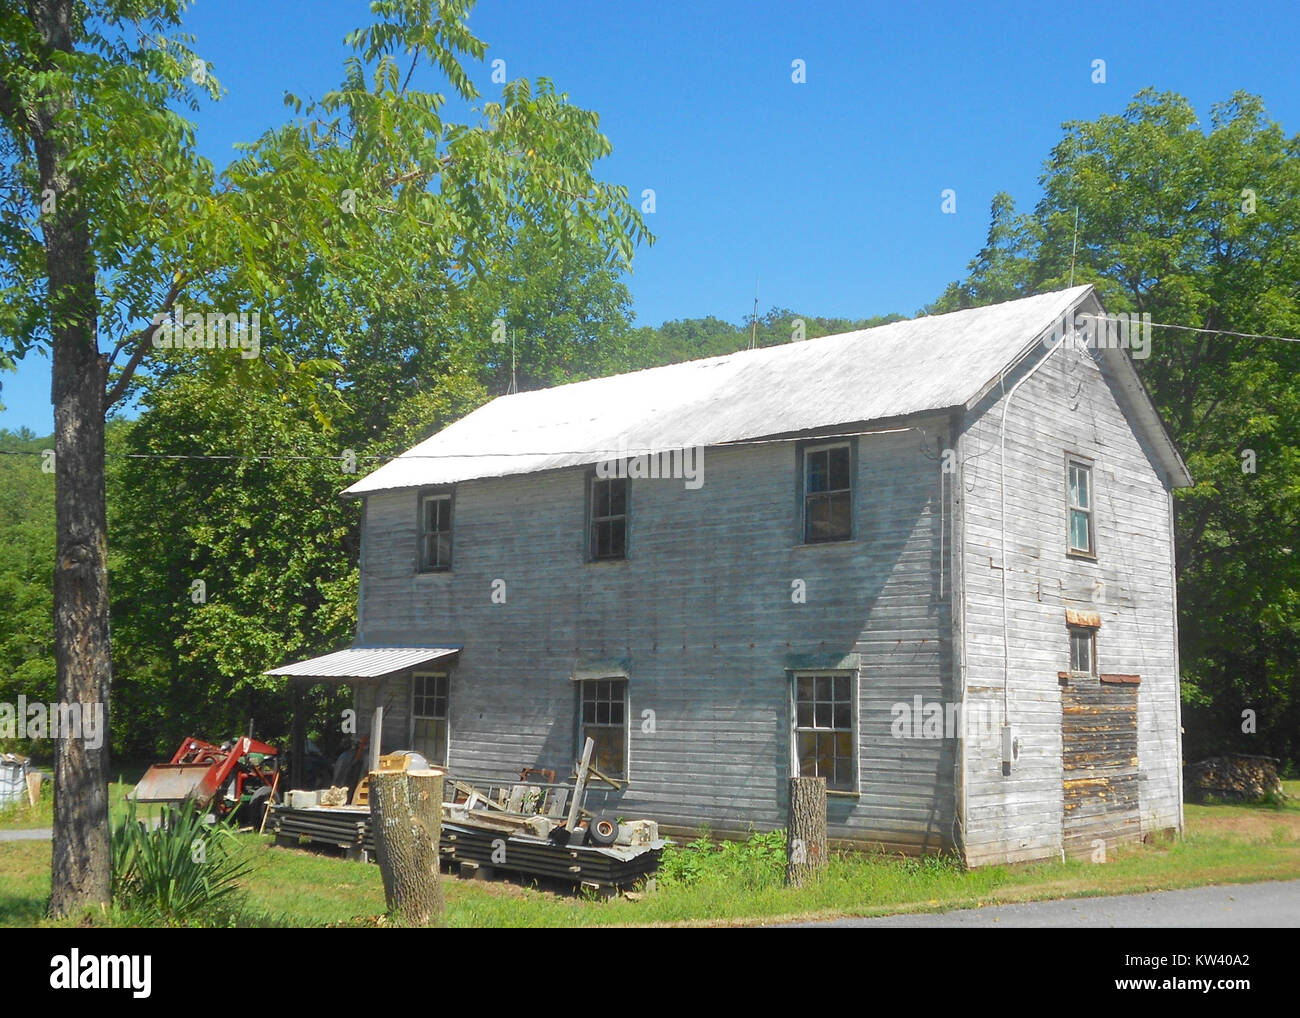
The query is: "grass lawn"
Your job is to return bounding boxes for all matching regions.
[3,781,1297,928]
[0,776,139,831]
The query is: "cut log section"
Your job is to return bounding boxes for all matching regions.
[786,776,828,886]
[369,768,445,926]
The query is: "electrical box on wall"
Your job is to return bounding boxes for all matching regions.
[1001,724,1019,776]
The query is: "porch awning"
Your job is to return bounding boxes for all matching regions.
[265,646,460,680]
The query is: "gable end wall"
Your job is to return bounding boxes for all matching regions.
[956,311,1182,866]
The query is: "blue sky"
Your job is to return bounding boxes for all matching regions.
[3,0,1297,434]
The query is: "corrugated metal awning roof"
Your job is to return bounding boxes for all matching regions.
[265,646,460,679]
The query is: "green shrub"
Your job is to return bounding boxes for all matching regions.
[111,796,253,925]
[659,829,787,889]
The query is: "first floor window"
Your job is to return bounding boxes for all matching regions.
[419,490,453,571]
[411,672,449,765]
[793,672,855,792]
[580,678,627,779]
[1069,626,1095,676]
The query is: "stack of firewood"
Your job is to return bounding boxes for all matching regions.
[1185,754,1285,803]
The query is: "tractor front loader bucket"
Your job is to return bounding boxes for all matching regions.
[131,763,220,808]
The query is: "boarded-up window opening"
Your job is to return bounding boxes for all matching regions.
[1062,678,1140,855]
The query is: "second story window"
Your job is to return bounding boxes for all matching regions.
[419,490,453,572]
[1067,458,1094,556]
[803,442,852,543]
[589,476,628,560]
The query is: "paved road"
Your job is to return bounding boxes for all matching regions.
[782,879,1300,927]
[0,828,52,841]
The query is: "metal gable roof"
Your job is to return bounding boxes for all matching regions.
[343,284,1168,495]
[264,646,460,679]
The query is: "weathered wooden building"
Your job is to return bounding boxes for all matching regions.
[270,284,1191,866]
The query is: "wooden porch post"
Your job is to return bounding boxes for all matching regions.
[370,677,386,773]
[291,679,306,790]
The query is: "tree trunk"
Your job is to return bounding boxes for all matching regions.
[30,0,113,918]
[369,769,444,926]
[786,776,827,887]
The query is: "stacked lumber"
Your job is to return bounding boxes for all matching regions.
[1185,754,1285,803]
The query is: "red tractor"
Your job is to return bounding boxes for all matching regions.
[132,736,280,826]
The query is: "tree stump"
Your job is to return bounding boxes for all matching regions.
[369,768,445,926]
[786,776,827,886]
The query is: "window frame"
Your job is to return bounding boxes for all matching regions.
[789,669,859,795]
[1065,454,1096,559]
[586,472,630,562]
[577,677,629,780]
[1068,625,1096,677]
[409,670,450,768]
[799,439,856,545]
[417,487,454,573]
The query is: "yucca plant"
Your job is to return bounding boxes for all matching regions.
[111,795,253,924]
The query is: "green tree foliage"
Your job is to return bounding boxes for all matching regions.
[623,306,905,370]
[110,355,359,759]
[464,220,638,393]
[927,192,1043,312]
[0,0,650,912]
[0,430,57,750]
[935,90,1300,770]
